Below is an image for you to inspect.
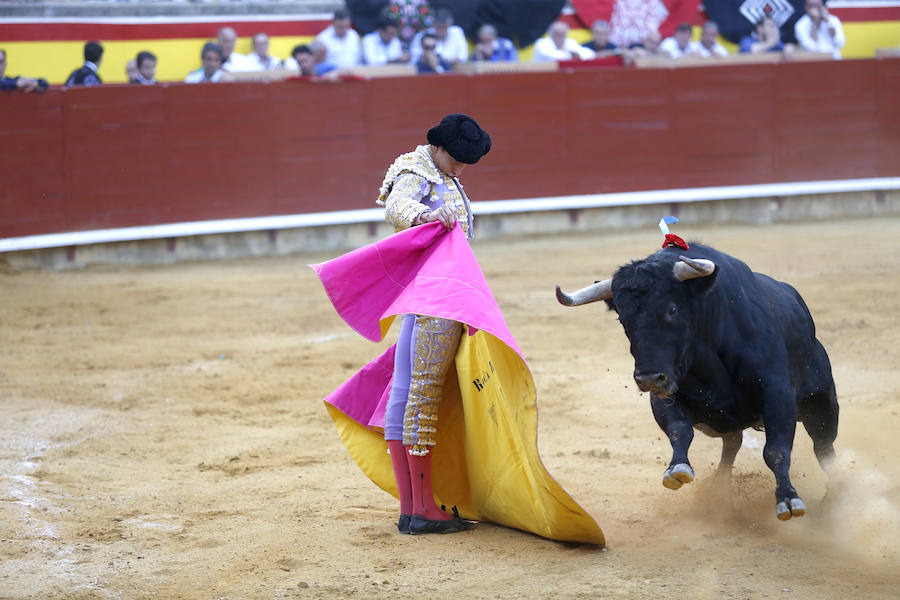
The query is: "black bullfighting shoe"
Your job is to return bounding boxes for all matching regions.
[397,514,411,534]
[408,506,476,535]
[408,515,476,535]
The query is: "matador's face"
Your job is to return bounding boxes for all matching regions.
[431,146,468,178]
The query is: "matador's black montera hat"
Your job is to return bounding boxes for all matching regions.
[427,113,492,165]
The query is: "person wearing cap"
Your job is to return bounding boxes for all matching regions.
[314,115,604,544]
[376,113,491,534]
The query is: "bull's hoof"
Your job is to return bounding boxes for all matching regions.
[775,497,807,521]
[662,463,694,490]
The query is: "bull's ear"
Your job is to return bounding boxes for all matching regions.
[604,298,618,313]
[685,265,719,296]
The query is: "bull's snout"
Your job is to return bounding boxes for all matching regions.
[633,371,671,394]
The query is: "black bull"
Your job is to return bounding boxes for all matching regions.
[556,243,839,520]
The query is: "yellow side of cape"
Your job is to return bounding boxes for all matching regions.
[326,325,605,546]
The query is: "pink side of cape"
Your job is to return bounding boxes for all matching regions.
[309,222,522,430]
[310,221,520,352]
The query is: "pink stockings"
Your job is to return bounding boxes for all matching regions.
[386,315,462,523]
[387,440,447,521]
[387,440,413,516]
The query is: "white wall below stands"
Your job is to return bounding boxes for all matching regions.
[3,187,898,270]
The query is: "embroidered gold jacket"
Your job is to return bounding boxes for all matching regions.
[376,145,473,238]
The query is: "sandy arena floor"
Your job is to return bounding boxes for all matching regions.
[1,217,898,600]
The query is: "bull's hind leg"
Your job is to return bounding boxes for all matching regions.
[716,430,743,482]
[800,390,839,467]
[650,394,695,490]
[799,346,839,471]
[800,388,840,513]
[691,426,742,483]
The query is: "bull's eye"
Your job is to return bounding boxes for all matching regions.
[665,304,678,320]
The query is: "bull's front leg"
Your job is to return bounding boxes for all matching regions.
[650,394,695,490]
[762,388,805,520]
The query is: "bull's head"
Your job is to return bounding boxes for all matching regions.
[556,255,718,397]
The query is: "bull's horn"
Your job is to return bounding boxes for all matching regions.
[673,255,716,281]
[556,279,613,306]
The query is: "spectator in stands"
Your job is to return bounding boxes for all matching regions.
[631,29,663,53]
[696,21,728,57]
[410,8,469,66]
[281,44,316,77]
[739,16,786,54]
[246,32,282,70]
[316,8,362,69]
[362,15,409,65]
[283,40,341,77]
[794,0,845,59]
[471,24,518,62]
[386,0,433,51]
[217,27,250,72]
[582,19,618,57]
[131,51,157,84]
[623,29,666,64]
[288,45,318,77]
[309,40,339,75]
[660,23,698,59]
[0,48,46,92]
[185,42,231,83]
[532,21,595,61]
[126,59,138,82]
[415,32,451,73]
[66,41,103,87]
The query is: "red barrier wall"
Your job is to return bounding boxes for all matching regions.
[2,59,899,239]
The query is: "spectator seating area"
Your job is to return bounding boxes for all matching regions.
[1,1,899,86]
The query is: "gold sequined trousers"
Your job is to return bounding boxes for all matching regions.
[403,315,463,456]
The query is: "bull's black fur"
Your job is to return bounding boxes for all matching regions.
[606,242,838,516]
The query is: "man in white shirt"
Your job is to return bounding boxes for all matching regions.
[245,32,282,70]
[409,8,469,66]
[794,0,845,59]
[659,23,700,59]
[362,15,408,65]
[185,42,232,83]
[532,21,595,61]
[217,27,251,72]
[695,21,729,58]
[315,8,361,69]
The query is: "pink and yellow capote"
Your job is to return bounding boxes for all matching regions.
[309,221,604,545]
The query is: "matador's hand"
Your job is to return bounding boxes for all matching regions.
[419,204,458,231]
